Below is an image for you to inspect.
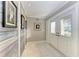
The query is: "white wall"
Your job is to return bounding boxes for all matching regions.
[27,17,46,42]
[0,1,18,57]
[0,1,27,57]
[46,2,79,57]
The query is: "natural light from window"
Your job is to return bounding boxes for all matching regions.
[61,18,71,37]
[51,22,56,33]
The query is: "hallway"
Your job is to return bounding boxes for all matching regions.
[0,1,79,57]
[22,41,65,57]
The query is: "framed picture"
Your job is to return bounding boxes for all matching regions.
[34,23,41,31]
[2,1,17,28]
[21,14,25,29]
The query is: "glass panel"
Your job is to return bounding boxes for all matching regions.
[61,18,71,37]
[51,22,56,33]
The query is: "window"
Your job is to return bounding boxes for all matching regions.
[61,18,71,37]
[51,22,56,33]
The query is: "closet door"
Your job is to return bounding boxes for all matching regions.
[58,17,72,56]
[57,8,77,56]
[50,20,58,48]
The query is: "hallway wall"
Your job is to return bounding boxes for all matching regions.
[46,2,79,57]
[27,17,46,42]
[0,1,27,57]
[0,1,18,57]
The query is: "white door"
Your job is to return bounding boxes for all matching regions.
[46,3,79,56]
[57,16,72,56]
[56,6,79,56]
[50,20,58,49]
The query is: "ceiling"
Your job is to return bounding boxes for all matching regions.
[21,1,68,19]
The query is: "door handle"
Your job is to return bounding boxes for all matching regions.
[56,34,60,36]
[56,32,60,37]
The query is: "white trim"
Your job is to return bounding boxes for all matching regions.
[17,2,21,57]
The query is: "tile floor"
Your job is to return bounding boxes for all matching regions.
[22,41,65,57]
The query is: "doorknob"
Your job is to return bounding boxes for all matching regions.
[56,32,60,36]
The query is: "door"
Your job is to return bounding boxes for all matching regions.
[50,20,58,49]
[47,5,79,56]
[49,16,73,56]
[54,9,75,56]
[58,16,72,56]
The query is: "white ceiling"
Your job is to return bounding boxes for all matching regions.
[21,1,67,19]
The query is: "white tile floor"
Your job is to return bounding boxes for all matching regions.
[22,41,65,57]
